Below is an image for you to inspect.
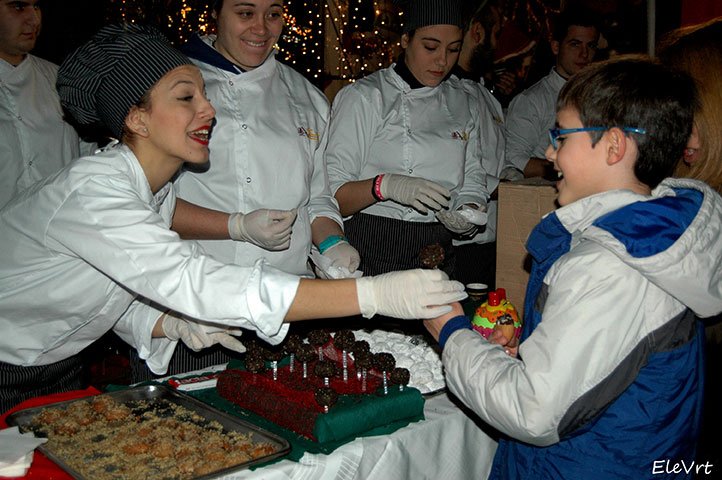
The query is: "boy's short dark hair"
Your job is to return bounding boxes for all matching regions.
[552,6,599,42]
[557,55,698,188]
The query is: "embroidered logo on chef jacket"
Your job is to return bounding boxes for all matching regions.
[451,130,469,142]
[297,127,319,142]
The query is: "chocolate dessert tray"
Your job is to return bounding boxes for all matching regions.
[7,384,291,480]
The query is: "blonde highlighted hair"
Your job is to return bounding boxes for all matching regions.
[658,17,722,193]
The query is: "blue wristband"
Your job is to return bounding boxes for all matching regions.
[438,315,472,350]
[318,234,347,254]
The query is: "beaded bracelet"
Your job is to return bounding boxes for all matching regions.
[318,234,348,254]
[372,174,385,202]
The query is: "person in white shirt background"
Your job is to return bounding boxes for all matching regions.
[326,0,489,302]
[504,6,600,180]
[0,24,467,412]
[129,0,361,381]
[0,0,94,209]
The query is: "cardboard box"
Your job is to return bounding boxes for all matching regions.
[495,179,558,317]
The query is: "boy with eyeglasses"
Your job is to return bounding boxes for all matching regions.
[423,56,722,479]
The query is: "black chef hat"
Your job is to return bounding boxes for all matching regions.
[394,0,465,33]
[57,24,193,139]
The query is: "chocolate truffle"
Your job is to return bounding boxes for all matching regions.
[333,329,356,351]
[352,340,371,356]
[284,334,304,353]
[373,352,396,372]
[245,354,266,373]
[296,343,316,363]
[390,367,411,386]
[314,387,338,411]
[308,329,331,347]
[419,242,445,269]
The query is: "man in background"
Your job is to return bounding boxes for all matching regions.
[451,0,510,289]
[504,7,600,180]
[0,0,92,209]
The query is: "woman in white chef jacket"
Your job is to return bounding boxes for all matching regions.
[0,24,466,412]
[326,0,490,280]
[127,0,362,380]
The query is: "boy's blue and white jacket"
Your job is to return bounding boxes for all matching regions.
[441,178,722,479]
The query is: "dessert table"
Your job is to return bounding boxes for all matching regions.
[158,364,499,480]
[1,366,498,480]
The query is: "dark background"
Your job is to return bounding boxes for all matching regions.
[35,0,687,88]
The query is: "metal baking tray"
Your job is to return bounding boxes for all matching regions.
[6,384,291,479]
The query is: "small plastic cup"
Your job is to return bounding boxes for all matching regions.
[466,283,488,303]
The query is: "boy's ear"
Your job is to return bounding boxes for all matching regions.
[605,127,628,165]
[401,33,410,49]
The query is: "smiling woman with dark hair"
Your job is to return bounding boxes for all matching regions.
[325,0,490,294]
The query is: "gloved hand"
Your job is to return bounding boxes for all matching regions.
[436,204,488,236]
[379,174,450,213]
[228,209,297,251]
[161,313,246,353]
[356,269,467,319]
[319,240,361,277]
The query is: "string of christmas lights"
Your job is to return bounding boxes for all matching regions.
[104,0,402,88]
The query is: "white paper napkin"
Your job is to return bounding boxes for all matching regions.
[0,426,47,477]
[310,248,363,279]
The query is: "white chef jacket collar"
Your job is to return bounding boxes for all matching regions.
[182,34,277,76]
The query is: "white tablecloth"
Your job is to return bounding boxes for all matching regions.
[217,392,498,480]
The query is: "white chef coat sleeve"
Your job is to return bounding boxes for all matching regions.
[112,300,178,375]
[454,104,488,209]
[325,87,377,196]
[48,175,300,341]
[306,106,343,227]
[441,246,657,446]
[504,91,543,172]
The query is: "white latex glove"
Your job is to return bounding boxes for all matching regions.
[228,209,297,251]
[161,314,246,353]
[379,174,450,213]
[321,240,360,273]
[436,205,488,236]
[356,269,467,319]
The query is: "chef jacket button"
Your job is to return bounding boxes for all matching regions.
[242,124,248,129]
[407,128,411,135]
[408,168,413,174]
[246,177,252,183]
[229,80,234,86]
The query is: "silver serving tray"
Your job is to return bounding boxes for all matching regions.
[6,384,291,479]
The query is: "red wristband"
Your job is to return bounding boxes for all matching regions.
[372,174,385,201]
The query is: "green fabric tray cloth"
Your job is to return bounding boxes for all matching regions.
[216,358,425,445]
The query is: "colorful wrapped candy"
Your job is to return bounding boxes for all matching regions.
[471,288,522,342]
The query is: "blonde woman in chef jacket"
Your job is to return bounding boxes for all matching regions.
[127,0,361,380]
[0,24,466,412]
[326,0,490,281]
